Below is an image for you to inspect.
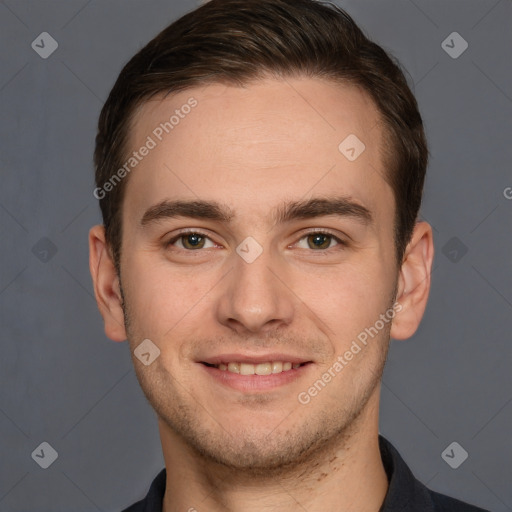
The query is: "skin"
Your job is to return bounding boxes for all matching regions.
[89,77,434,512]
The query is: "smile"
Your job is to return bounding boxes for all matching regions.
[204,361,305,375]
[200,358,313,392]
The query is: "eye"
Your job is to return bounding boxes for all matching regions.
[167,231,216,250]
[295,231,345,251]
[165,230,346,253]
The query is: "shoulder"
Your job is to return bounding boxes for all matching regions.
[118,468,166,512]
[428,488,490,511]
[378,435,490,512]
[119,501,144,512]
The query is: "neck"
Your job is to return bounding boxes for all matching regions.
[160,392,388,512]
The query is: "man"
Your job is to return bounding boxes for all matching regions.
[88,0,488,510]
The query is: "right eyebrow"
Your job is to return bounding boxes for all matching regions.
[140,200,234,226]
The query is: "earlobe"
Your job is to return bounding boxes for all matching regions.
[390,221,434,340]
[88,225,127,342]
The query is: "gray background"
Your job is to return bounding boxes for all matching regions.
[0,0,510,510]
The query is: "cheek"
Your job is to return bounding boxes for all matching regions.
[292,259,394,343]
[122,253,218,337]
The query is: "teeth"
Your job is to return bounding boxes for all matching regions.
[272,361,283,374]
[228,362,240,374]
[255,363,272,375]
[240,363,255,375]
[214,361,303,375]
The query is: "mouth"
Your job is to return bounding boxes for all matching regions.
[199,356,313,392]
[202,361,308,375]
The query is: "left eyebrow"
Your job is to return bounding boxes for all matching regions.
[140,196,372,228]
[272,197,372,227]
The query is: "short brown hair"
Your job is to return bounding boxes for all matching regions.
[94,0,428,271]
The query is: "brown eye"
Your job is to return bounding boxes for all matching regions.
[181,233,206,249]
[167,232,215,250]
[307,233,333,250]
[295,232,344,251]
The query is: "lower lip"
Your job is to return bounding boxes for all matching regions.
[199,363,313,392]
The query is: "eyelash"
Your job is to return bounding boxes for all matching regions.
[165,229,347,252]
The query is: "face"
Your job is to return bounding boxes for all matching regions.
[114,78,401,471]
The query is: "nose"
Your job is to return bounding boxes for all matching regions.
[215,246,295,335]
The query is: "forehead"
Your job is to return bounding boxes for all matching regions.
[122,77,391,227]
[130,78,383,154]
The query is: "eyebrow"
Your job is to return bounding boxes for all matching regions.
[140,196,372,228]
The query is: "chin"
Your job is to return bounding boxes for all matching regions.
[193,435,316,473]
[169,408,349,476]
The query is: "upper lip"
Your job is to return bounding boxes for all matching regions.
[199,353,312,365]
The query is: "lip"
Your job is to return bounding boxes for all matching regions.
[198,357,314,392]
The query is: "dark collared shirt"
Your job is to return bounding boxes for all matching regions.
[121,435,489,511]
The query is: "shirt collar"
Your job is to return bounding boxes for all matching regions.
[378,434,435,511]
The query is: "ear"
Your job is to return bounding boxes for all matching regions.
[390,221,434,340]
[88,225,127,342]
